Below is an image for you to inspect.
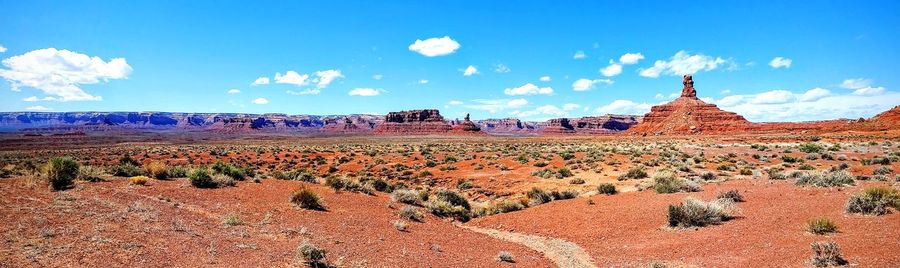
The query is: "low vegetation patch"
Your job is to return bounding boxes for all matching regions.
[130,175,149,185]
[597,183,617,195]
[291,187,325,211]
[806,218,838,235]
[427,189,471,221]
[297,240,328,267]
[46,157,79,191]
[398,206,424,222]
[391,189,421,205]
[845,186,900,215]
[810,241,847,267]
[715,189,744,202]
[795,171,854,187]
[667,197,733,228]
[653,170,699,194]
[497,251,514,263]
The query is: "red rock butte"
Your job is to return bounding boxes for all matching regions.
[629,74,752,135]
[373,109,454,134]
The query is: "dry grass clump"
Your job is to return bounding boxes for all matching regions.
[77,165,105,182]
[806,218,838,235]
[391,189,421,205]
[130,175,149,185]
[398,206,424,222]
[291,187,325,211]
[427,189,471,221]
[597,183,617,195]
[297,240,328,267]
[667,197,733,228]
[46,157,79,191]
[810,241,847,267]
[795,171,854,187]
[144,161,169,179]
[653,170,700,194]
[715,189,744,202]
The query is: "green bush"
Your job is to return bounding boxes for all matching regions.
[434,189,470,210]
[297,240,327,266]
[667,198,732,228]
[212,160,245,181]
[845,187,900,215]
[597,183,617,195]
[291,187,325,210]
[527,187,553,205]
[552,190,578,200]
[166,166,188,178]
[619,165,648,180]
[111,163,142,177]
[427,200,470,222]
[46,157,79,191]
[188,168,217,188]
[795,171,854,187]
[484,200,525,215]
[806,218,838,235]
[799,143,824,154]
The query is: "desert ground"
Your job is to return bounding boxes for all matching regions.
[1,133,898,267]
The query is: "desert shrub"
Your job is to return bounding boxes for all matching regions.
[212,160,245,181]
[527,187,553,205]
[324,175,347,190]
[456,181,473,190]
[427,200,470,222]
[77,165,105,182]
[130,175,149,185]
[667,198,732,228]
[372,179,390,192]
[569,178,585,184]
[533,161,549,167]
[46,157,79,191]
[556,168,573,178]
[798,164,816,170]
[434,189,470,209]
[224,214,243,226]
[391,189,420,205]
[873,166,893,175]
[166,166,188,178]
[497,251,514,262]
[700,171,717,181]
[188,168,217,188]
[297,240,327,266]
[799,143,824,154]
[212,174,235,187]
[597,183,617,195]
[653,170,696,194]
[861,156,891,165]
[716,189,744,202]
[111,163,142,177]
[845,186,900,215]
[559,151,576,160]
[620,165,648,180]
[806,218,838,235]
[552,190,578,200]
[398,206,424,222]
[768,168,787,180]
[795,171,854,187]
[392,220,409,231]
[739,168,753,176]
[810,241,847,267]
[144,161,168,179]
[485,200,525,215]
[290,187,325,210]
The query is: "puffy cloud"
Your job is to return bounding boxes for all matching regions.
[447,100,463,105]
[638,50,727,78]
[619,53,644,65]
[539,76,551,82]
[750,90,794,104]
[465,98,528,113]
[572,78,613,91]
[274,71,309,86]
[372,74,384,80]
[25,105,51,111]
[716,95,745,107]
[719,91,899,122]
[769,57,792,68]
[463,65,478,76]
[573,51,586,59]
[23,96,39,102]
[313,69,343,88]
[504,83,553,95]
[0,45,6,53]
[840,78,872,89]
[600,62,623,77]
[852,87,885,96]
[227,89,241,94]
[798,87,830,102]
[408,36,460,57]
[251,77,270,86]
[418,79,429,84]
[563,103,581,110]
[0,48,132,101]
[595,100,653,115]
[494,64,510,73]
[348,88,383,96]
[512,105,567,118]
[251,98,269,104]
[286,89,320,95]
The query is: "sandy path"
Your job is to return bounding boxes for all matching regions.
[459,224,596,268]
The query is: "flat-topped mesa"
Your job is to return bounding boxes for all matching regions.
[541,118,576,134]
[373,109,452,134]
[629,74,751,135]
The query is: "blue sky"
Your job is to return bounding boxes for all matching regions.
[1,1,899,122]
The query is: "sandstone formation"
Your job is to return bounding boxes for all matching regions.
[475,118,536,134]
[847,105,900,131]
[449,114,482,134]
[541,118,576,134]
[629,74,752,135]
[570,115,642,134]
[373,109,452,134]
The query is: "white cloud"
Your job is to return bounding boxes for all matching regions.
[504,83,553,95]
[251,77,270,85]
[348,88,383,96]
[718,91,900,122]
[408,36,460,57]
[23,96,38,102]
[0,45,6,53]
[595,100,652,115]
[0,48,132,101]
[720,89,732,94]
[600,62,623,77]
[494,64,510,73]
[463,65,478,76]
[750,90,794,104]
[448,100,463,105]
[769,57,792,68]
[638,50,728,78]
[286,89,320,95]
[619,53,644,65]
[252,98,269,104]
[313,69,343,88]
[840,78,872,89]
[539,76,551,82]
[852,86,885,96]
[573,51,586,59]
[716,95,746,107]
[563,103,581,111]
[798,87,830,102]
[227,89,241,94]
[513,105,568,118]
[25,105,51,111]
[372,74,384,80]
[465,98,528,113]
[572,78,613,91]
[654,93,665,99]
[274,71,309,86]
[418,79,429,84]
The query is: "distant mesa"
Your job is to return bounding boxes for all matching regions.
[629,74,752,135]
[450,113,482,134]
[373,109,454,134]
